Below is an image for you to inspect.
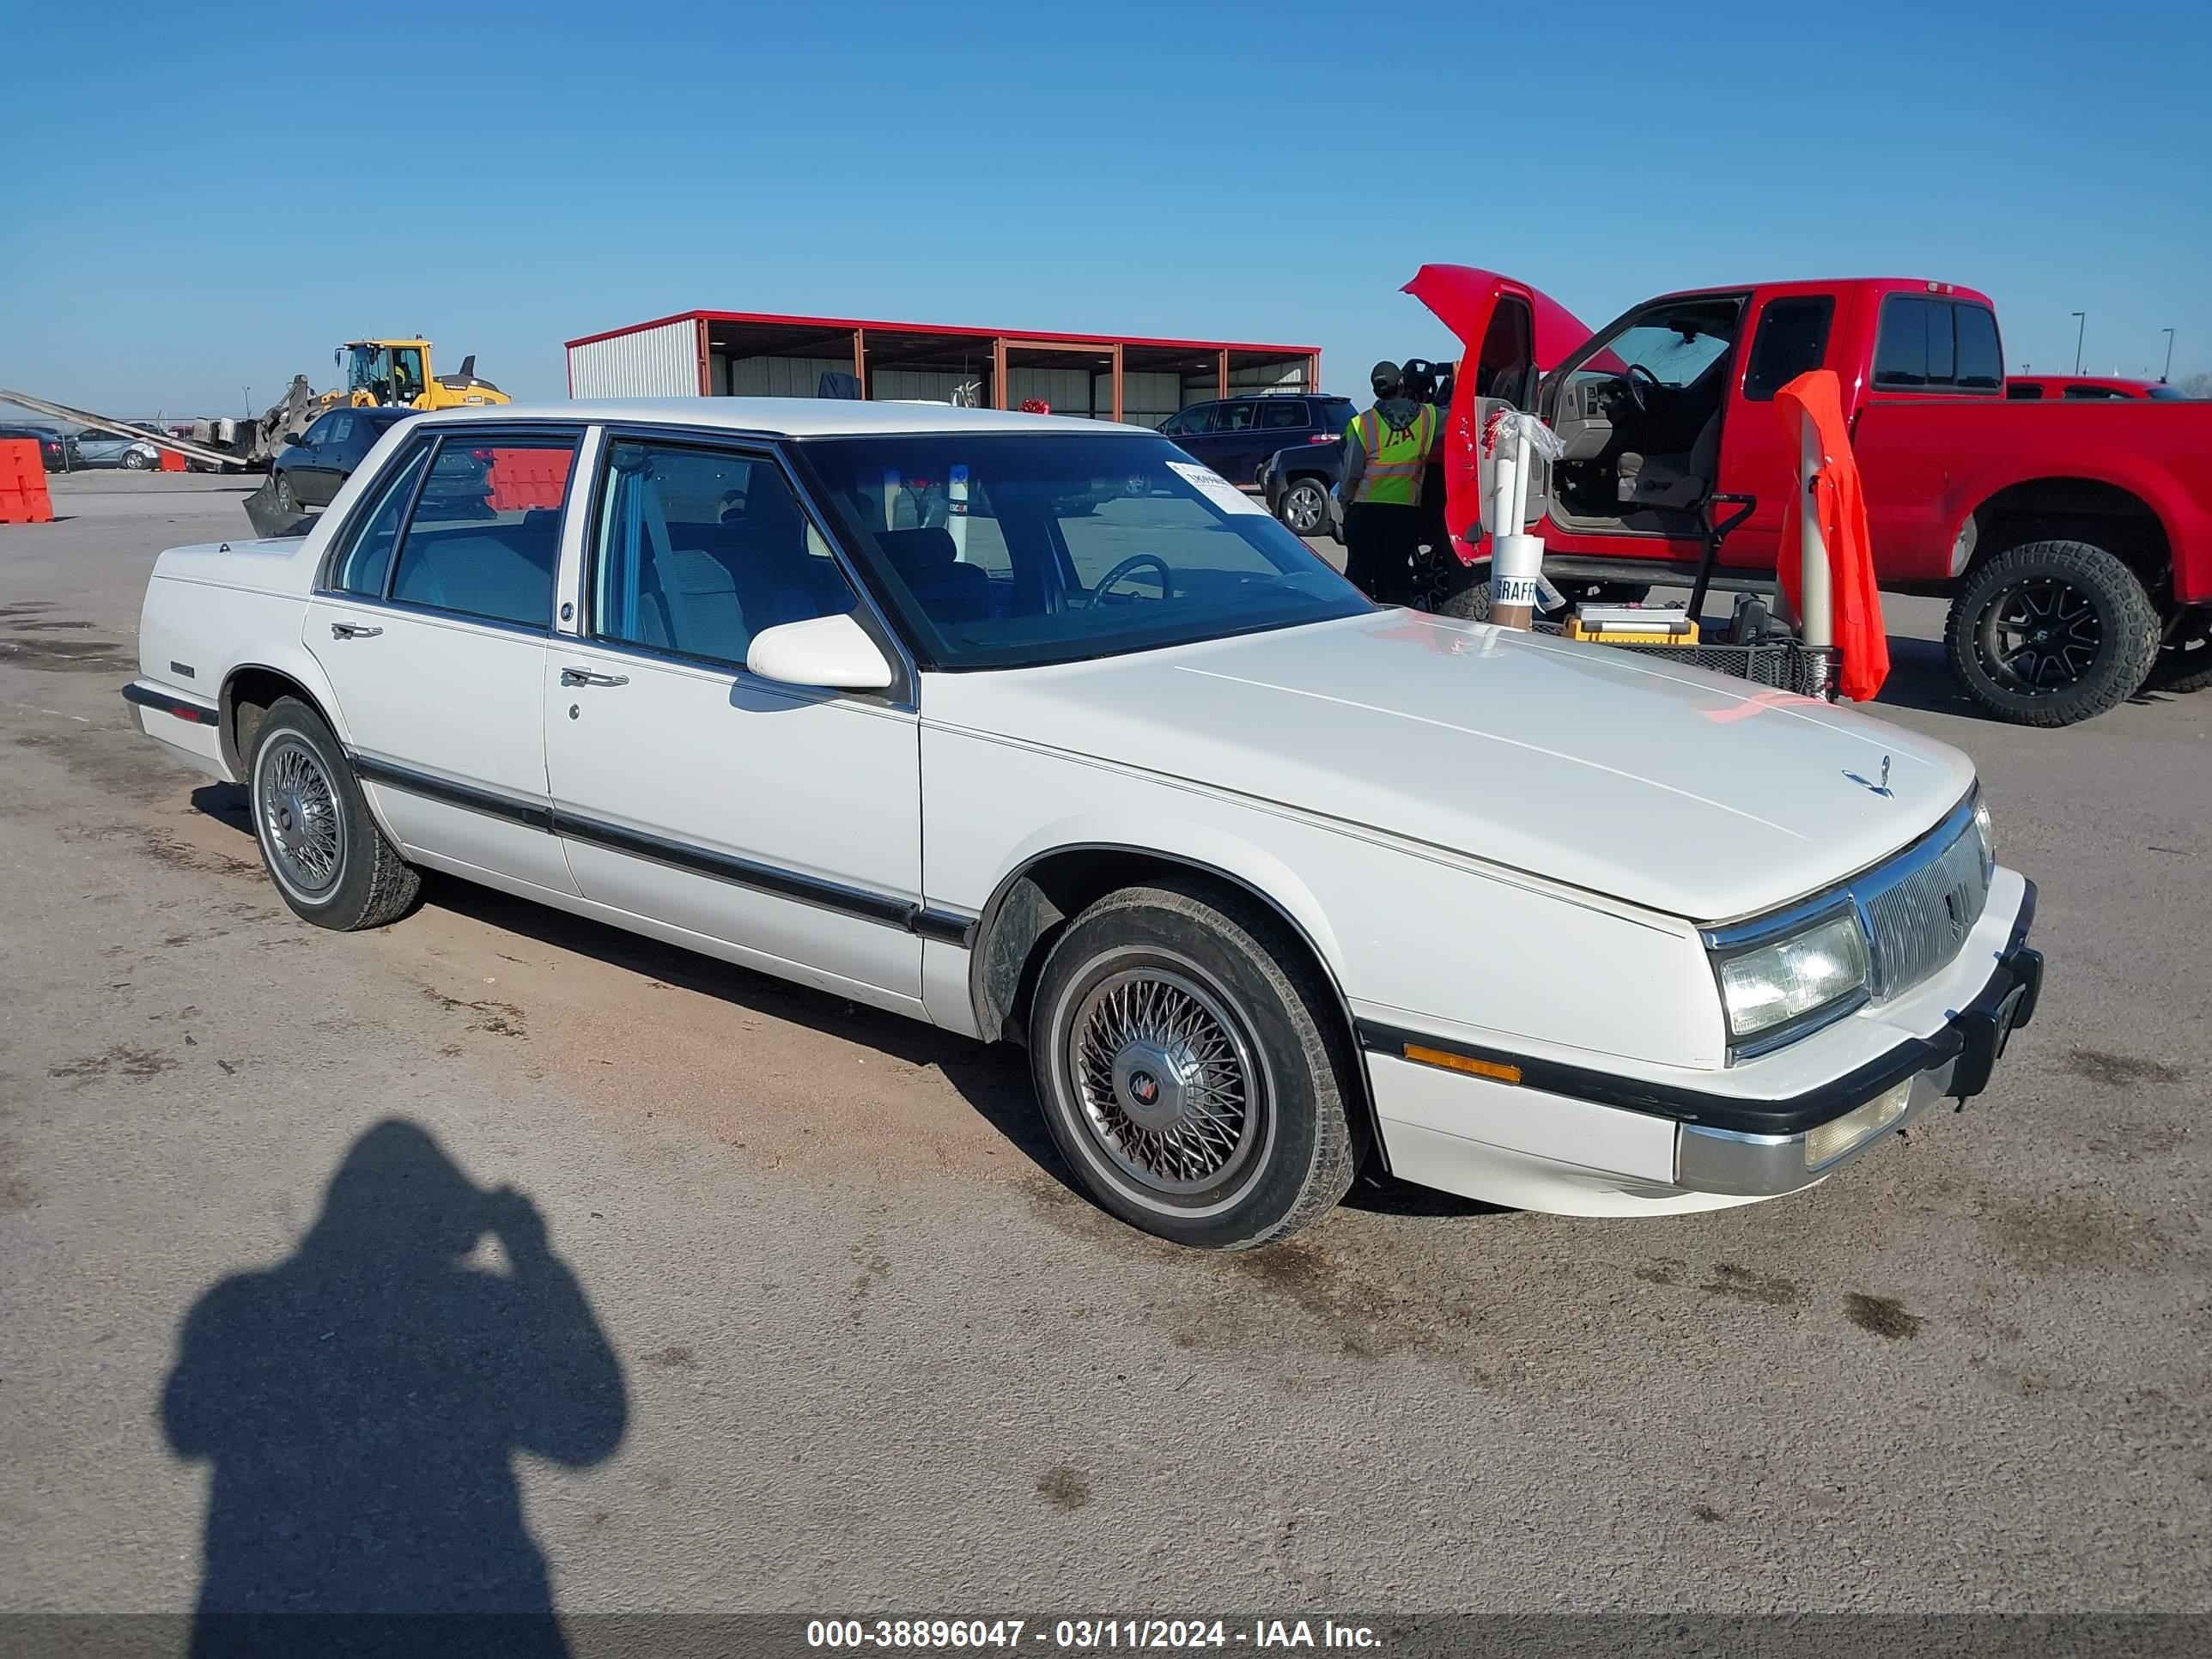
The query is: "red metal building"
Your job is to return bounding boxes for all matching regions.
[564,309,1321,428]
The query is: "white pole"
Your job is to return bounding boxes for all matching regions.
[1488,419,1543,630]
[1798,409,1832,652]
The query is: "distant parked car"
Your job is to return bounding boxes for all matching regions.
[74,428,165,469]
[2005,376,2191,401]
[270,407,416,513]
[0,424,80,472]
[1158,394,1354,489]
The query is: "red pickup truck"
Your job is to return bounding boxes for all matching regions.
[1413,268,2212,726]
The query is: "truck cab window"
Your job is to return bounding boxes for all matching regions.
[1742,297,1836,401]
[1875,297,2002,393]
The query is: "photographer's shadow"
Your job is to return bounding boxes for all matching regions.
[162,1120,627,1656]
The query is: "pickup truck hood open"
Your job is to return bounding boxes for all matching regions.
[924,612,1974,923]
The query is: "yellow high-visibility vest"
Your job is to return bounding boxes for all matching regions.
[1345,404,1436,506]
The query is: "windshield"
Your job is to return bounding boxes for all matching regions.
[2147,384,2188,401]
[798,433,1370,671]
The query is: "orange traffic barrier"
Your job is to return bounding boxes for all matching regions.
[159,448,187,472]
[483,447,574,512]
[0,439,56,523]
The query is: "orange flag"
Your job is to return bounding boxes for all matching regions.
[1774,370,1889,702]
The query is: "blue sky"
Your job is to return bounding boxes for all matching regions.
[4,0,2206,417]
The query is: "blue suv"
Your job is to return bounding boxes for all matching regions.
[1157,394,1353,492]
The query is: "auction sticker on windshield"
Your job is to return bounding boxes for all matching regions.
[1165,461,1267,515]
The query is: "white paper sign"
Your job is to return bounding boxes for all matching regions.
[1166,461,1267,516]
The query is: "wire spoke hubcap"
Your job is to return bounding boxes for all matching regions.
[1068,967,1262,1200]
[1979,577,2104,694]
[257,735,344,896]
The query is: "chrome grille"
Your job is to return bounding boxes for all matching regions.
[1857,810,1990,999]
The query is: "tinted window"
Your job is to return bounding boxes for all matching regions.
[301,413,343,447]
[1874,298,1933,387]
[1875,297,2001,392]
[1743,296,1836,400]
[592,441,855,666]
[1258,399,1308,429]
[327,414,356,445]
[2063,385,2126,400]
[1954,306,2001,389]
[2148,385,2188,400]
[331,441,433,596]
[1163,405,1213,435]
[387,435,574,626]
[2007,382,2045,400]
[1215,403,1258,432]
[802,433,1368,672]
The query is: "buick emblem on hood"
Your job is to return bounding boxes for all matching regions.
[1844,756,1894,798]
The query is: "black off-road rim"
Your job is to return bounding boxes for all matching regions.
[1974,576,2106,695]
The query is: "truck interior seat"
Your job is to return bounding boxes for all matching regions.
[1617,405,1723,511]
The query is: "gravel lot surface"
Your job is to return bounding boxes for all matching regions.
[2,472,2206,1625]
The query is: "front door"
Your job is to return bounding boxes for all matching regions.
[305,427,582,896]
[543,434,925,1012]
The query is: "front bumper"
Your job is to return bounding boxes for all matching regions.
[1359,881,2041,1215]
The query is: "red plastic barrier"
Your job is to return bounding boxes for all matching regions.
[159,448,187,471]
[482,447,574,512]
[0,439,55,523]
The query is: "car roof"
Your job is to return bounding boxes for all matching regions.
[411,397,1150,438]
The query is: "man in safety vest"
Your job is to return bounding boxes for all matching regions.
[1336,361,1440,605]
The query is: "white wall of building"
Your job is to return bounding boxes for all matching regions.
[568,319,699,398]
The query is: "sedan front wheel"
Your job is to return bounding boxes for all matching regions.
[1030,878,1359,1249]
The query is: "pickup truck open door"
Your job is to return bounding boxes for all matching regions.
[1402,264,1588,551]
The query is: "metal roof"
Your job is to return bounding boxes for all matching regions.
[566,308,1318,358]
[412,397,1140,437]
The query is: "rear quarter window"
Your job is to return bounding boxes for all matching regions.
[1874,296,2002,393]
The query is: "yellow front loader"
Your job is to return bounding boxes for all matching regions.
[309,339,510,418]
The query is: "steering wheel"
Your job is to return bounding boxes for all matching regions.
[1623,362,1662,416]
[1084,554,1175,606]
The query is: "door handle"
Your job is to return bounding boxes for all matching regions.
[330,623,383,639]
[560,666,629,687]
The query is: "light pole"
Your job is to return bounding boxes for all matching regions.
[2160,329,2175,383]
[2070,312,2086,375]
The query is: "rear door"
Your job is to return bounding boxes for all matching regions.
[304,426,583,896]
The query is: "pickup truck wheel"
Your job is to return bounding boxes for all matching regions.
[1944,540,2160,726]
[1277,477,1329,536]
[1030,878,1358,1250]
[1430,573,1492,621]
[2148,611,2212,695]
[248,697,420,930]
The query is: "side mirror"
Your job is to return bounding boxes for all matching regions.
[745,612,893,692]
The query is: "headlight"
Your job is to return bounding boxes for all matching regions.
[1972,793,1996,882]
[1715,911,1869,1044]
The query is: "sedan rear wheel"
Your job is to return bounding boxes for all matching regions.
[1030,878,1358,1249]
[248,697,420,930]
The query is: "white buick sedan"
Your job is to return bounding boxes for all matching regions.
[125,400,2040,1249]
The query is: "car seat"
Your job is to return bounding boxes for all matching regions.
[876,527,992,624]
[1616,405,1723,511]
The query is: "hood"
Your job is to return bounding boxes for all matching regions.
[924,613,1974,923]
